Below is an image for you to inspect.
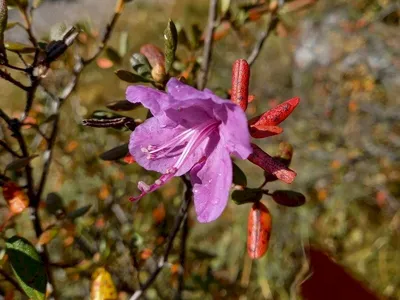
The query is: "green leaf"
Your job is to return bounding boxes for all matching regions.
[99,143,129,161]
[106,100,140,111]
[4,41,35,53]
[115,69,152,83]
[231,188,263,205]
[90,110,124,119]
[119,31,129,57]
[271,190,306,207]
[164,19,178,73]
[220,0,231,16]
[6,236,47,300]
[232,163,247,187]
[187,24,202,50]
[45,192,65,215]
[130,53,152,77]
[5,155,38,172]
[6,22,18,30]
[68,204,92,219]
[105,47,122,64]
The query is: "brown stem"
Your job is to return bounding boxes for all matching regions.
[0,69,29,91]
[130,177,193,300]
[197,0,219,90]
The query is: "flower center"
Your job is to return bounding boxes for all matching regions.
[130,119,220,202]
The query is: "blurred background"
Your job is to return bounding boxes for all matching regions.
[1,0,399,299]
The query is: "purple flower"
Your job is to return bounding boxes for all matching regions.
[126,78,252,223]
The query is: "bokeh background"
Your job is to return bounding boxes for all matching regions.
[1,0,399,299]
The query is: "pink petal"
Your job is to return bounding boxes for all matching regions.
[190,143,232,223]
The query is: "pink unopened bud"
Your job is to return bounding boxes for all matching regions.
[248,143,296,184]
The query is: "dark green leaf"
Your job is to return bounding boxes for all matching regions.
[164,19,178,73]
[99,143,129,161]
[6,236,47,300]
[115,69,152,83]
[45,192,65,215]
[271,190,306,207]
[187,24,202,50]
[68,204,92,219]
[232,162,247,187]
[5,155,38,172]
[130,53,152,77]
[231,188,263,205]
[106,100,140,111]
[105,47,122,64]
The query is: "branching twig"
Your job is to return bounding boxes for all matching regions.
[130,177,193,300]
[0,140,22,158]
[0,69,29,91]
[176,210,189,299]
[197,0,219,90]
[247,14,279,66]
[0,268,25,294]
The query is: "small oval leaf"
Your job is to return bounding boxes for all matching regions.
[130,53,152,77]
[4,42,35,53]
[106,100,140,111]
[164,19,178,73]
[5,155,38,172]
[6,236,47,300]
[115,69,152,83]
[271,190,306,207]
[67,204,92,219]
[232,188,262,205]
[232,162,247,187]
[99,143,129,161]
[90,267,118,300]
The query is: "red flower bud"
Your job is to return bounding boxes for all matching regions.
[249,97,300,127]
[247,202,272,259]
[248,143,296,184]
[231,59,250,111]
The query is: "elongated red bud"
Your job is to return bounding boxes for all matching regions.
[248,143,296,184]
[247,202,272,259]
[249,97,300,127]
[231,59,250,111]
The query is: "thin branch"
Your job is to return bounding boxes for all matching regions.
[0,268,25,294]
[20,7,38,47]
[247,14,279,66]
[176,210,189,299]
[197,0,219,90]
[0,140,22,158]
[130,177,193,300]
[81,0,126,66]
[0,69,29,91]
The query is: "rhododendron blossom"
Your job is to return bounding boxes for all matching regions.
[126,78,252,222]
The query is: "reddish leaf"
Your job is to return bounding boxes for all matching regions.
[2,181,29,214]
[231,59,250,111]
[250,125,283,138]
[123,153,135,164]
[249,97,300,127]
[271,190,306,207]
[247,202,272,259]
[248,143,296,184]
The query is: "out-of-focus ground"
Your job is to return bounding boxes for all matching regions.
[1,0,399,299]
